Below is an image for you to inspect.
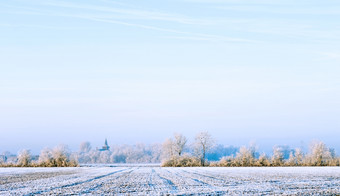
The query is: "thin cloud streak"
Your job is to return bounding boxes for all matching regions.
[1,5,254,43]
[43,1,212,25]
[69,14,255,43]
[215,5,340,16]
[0,23,80,30]
[3,0,336,44]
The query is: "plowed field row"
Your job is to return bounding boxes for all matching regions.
[0,167,339,195]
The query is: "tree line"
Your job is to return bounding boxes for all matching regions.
[162,132,340,167]
[1,131,339,167]
[77,143,162,164]
[0,145,78,167]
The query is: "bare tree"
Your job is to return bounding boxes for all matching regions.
[295,148,304,166]
[271,146,284,166]
[79,141,92,154]
[286,151,296,166]
[257,153,270,166]
[99,151,110,163]
[193,131,215,166]
[17,149,31,167]
[150,143,162,163]
[162,138,175,159]
[38,148,53,166]
[235,146,255,166]
[52,144,77,167]
[173,133,187,156]
[162,133,187,160]
[308,141,332,166]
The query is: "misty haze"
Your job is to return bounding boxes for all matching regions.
[1,0,340,195]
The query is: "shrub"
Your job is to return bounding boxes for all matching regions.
[161,155,201,167]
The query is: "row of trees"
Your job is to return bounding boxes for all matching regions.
[161,132,340,167]
[0,145,78,167]
[1,134,233,166]
[76,135,237,164]
[1,132,339,167]
[77,143,162,164]
[213,142,339,167]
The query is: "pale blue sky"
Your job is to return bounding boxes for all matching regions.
[1,0,340,153]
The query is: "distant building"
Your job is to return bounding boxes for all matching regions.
[99,138,110,151]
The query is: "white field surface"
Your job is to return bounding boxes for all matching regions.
[0,166,340,195]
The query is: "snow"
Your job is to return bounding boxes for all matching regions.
[1,166,339,195]
[0,167,80,175]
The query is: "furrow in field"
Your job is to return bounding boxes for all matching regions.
[1,167,340,195]
[0,167,127,195]
[0,171,76,185]
[94,167,153,194]
[24,168,129,196]
[147,168,156,191]
[0,169,84,194]
[82,168,137,195]
[153,168,178,194]
[173,168,217,186]
[160,168,231,195]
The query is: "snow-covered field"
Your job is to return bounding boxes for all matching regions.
[1,166,339,195]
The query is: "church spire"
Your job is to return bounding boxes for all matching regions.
[99,138,110,151]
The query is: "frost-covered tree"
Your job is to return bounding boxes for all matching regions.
[162,133,187,160]
[173,133,187,156]
[217,156,235,167]
[99,151,111,163]
[79,142,92,154]
[38,148,54,167]
[235,146,256,166]
[76,143,163,164]
[110,145,128,163]
[193,131,215,166]
[78,142,92,163]
[17,149,31,167]
[89,150,100,163]
[257,153,270,166]
[126,143,148,163]
[150,143,162,163]
[286,152,296,166]
[271,146,284,166]
[162,138,175,159]
[295,148,304,166]
[52,145,69,166]
[51,144,77,167]
[307,141,332,166]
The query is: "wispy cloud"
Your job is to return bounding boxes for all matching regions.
[3,0,337,44]
[161,36,224,42]
[43,1,211,25]
[243,21,340,42]
[181,0,297,6]
[0,0,254,43]
[0,22,79,30]
[215,5,340,15]
[53,12,255,43]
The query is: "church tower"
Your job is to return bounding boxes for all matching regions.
[99,138,110,151]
